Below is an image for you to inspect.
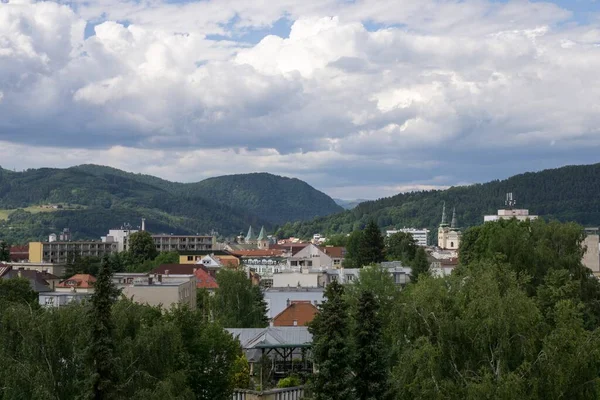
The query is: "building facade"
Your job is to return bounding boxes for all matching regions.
[120,276,197,310]
[29,241,119,264]
[152,235,214,252]
[437,204,461,250]
[583,228,600,278]
[387,228,430,247]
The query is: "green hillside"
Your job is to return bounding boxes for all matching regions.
[183,173,343,225]
[277,163,600,238]
[0,165,341,242]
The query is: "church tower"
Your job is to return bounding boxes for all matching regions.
[257,226,269,249]
[438,203,461,250]
[245,226,255,244]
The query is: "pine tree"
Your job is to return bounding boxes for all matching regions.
[0,241,10,262]
[87,256,119,399]
[410,247,430,283]
[354,290,390,400]
[359,220,385,266]
[309,281,355,400]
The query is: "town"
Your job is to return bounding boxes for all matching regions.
[2,193,600,399]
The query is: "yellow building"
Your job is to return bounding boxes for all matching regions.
[29,241,118,263]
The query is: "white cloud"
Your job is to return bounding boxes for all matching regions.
[0,0,599,198]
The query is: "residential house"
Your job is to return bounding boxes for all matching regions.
[287,244,335,269]
[5,262,67,277]
[320,246,346,268]
[56,274,96,293]
[39,291,91,308]
[178,250,235,264]
[272,269,322,288]
[0,264,60,292]
[147,264,218,290]
[9,245,29,262]
[272,301,319,327]
[263,287,325,320]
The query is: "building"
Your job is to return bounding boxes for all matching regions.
[263,287,325,320]
[386,228,430,247]
[583,228,600,278]
[29,241,118,264]
[120,275,197,310]
[56,274,97,293]
[9,245,29,262]
[101,227,138,252]
[147,264,219,289]
[437,203,461,250]
[39,291,91,308]
[272,270,322,288]
[272,301,319,327]
[287,244,342,269]
[152,234,214,252]
[484,193,539,222]
[0,264,60,292]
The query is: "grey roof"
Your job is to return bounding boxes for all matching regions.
[227,327,312,349]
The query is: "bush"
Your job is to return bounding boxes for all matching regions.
[277,375,301,388]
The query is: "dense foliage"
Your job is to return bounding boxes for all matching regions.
[0,258,244,400]
[309,219,600,399]
[277,162,600,239]
[0,164,341,242]
[344,220,385,267]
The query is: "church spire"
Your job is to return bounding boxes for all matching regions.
[451,207,457,229]
[257,226,266,241]
[245,226,254,243]
[440,202,448,226]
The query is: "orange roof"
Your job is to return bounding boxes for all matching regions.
[215,256,240,266]
[273,301,319,327]
[230,249,285,257]
[320,246,346,258]
[194,267,218,289]
[57,274,96,289]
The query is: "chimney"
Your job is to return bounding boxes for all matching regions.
[286,298,290,307]
[141,218,146,231]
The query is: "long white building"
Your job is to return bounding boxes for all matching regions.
[386,228,430,247]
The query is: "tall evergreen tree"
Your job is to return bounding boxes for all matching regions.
[87,256,119,399]
[354,290,390,400]
[410,247,430,283]
[0,241,10,262]
[359,220,385,265]
[309,281,355,400]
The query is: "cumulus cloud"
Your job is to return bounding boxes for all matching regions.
[0,0,599,198]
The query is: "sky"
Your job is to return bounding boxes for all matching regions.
[1,0,600,200]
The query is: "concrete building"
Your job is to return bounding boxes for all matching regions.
[39,292,91,308]
[287,244,338,269]
[29,241,118,264]
[386,228,430,247]
[272,270,322,288]
[101,227,138,252]
[438,203,461,250]
[120,275,197,310]
[0,264,60,292]
[152,234,214,252]
[4,262,67,277]
[583,228,600,278]
[484,193,538,222]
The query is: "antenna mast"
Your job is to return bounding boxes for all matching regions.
[505,192,516,209]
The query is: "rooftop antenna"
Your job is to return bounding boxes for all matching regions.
[505,192,516,209]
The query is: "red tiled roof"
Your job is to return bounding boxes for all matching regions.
[273,301,319,327]
[150,264,196,275]
[195,267,218,289]
[320,246,346,258]
[9,245,29,262]
[57,274,96,289]
[214,256,240,266]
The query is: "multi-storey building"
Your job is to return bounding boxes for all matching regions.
[386,228,430,247]
[152,234,215,252]
[29,241,119,264]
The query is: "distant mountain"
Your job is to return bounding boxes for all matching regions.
[334,198,369,210]
[0,165,342,242]
[277,163,600,238]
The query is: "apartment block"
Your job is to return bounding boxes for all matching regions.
[29,241,119,264]
[120,276,197,310]
[152,235,215,252]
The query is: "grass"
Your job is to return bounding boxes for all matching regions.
[0,205,86,220]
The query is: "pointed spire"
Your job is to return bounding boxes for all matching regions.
[451,207,457,229]
[245,226,254,242]
[440,202,447,226]
[257,226,266,241]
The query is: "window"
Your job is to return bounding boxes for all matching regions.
[450,242,454,247]
[187,256,193,261]
[346,274,354,281]
[291,261,298,266]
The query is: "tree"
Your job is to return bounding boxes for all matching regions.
[0,278,38,305]
[86,256,119,399]
[343,230,364,268]
[212,269,268,328]
[385,231,417,263]
[360,220,385,265]
[410,247,430,283]
[0,241,10,262]
[128,231,158,264]
[354,290,391,400]
[309,281,355,400]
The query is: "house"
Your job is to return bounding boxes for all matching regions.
[287,244,344,270]
[148,264,218,289]
[319,246,346,268]
[120,275,197,310]
[56,274,96,293]
[178,250,235,264]
[263,287,325,320]
[0,264,60,292]
[9,245,29,262]
[4,262,67,277]
[272,269,322,288]
[39,291,91,308]
[272,301,319,327]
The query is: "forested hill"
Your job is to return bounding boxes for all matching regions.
[0,165,342,242]
[276,163,600,238]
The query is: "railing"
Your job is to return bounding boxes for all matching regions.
[232,386,305,400]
